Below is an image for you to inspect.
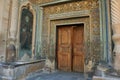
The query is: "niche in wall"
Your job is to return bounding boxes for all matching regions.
[19,6,33,58]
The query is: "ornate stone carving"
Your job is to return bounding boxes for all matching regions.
[43,0,99,15]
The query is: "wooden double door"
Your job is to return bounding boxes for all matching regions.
[57,24,84,72]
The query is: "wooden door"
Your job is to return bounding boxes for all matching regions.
[73,26,84,72]
[57,24,84,72]
[57,26,72,71]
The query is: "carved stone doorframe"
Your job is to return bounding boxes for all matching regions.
[38,0,101,73]
[38,0,111,62]
[46,10,91,73]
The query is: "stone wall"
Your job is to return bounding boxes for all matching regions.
[0,0,20,62]
[0,0,11,61]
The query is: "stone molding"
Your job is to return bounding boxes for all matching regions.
[49,10,90,20]
[39,0,72,7]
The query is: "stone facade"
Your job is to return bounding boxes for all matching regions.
[0,0,10,61]
[1,0,120,79]
[0,0,101,72]
[39,0,100,72]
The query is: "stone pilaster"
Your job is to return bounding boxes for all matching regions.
[111,0,120,71]
[9,0,19,41]
[6,0,19,62]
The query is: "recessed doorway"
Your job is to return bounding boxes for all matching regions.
[56,24,84,72]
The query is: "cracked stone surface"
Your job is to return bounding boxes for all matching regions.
[26,71,89,80]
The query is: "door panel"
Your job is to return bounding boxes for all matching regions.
[57,24,84,72]
[57,26,72,71]
[73,26,84,72]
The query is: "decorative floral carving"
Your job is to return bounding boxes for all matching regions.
[43,0,99,15]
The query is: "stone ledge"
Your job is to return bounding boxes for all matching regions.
[0,60,45,80]
[93,76,120,80]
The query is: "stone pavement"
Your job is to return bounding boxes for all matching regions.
[26,71,90,80]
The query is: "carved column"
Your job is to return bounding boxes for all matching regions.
[9,0,19,40]
[111,0,120,71]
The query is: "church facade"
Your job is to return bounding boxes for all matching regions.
[0,0,120,79]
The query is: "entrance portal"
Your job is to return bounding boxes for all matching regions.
[57,24,84,72]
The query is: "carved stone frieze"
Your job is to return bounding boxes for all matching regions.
[43,0,99,15]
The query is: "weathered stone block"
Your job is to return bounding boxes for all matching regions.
[0,60,45,80]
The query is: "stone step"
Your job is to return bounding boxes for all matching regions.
[93,76,120,80]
